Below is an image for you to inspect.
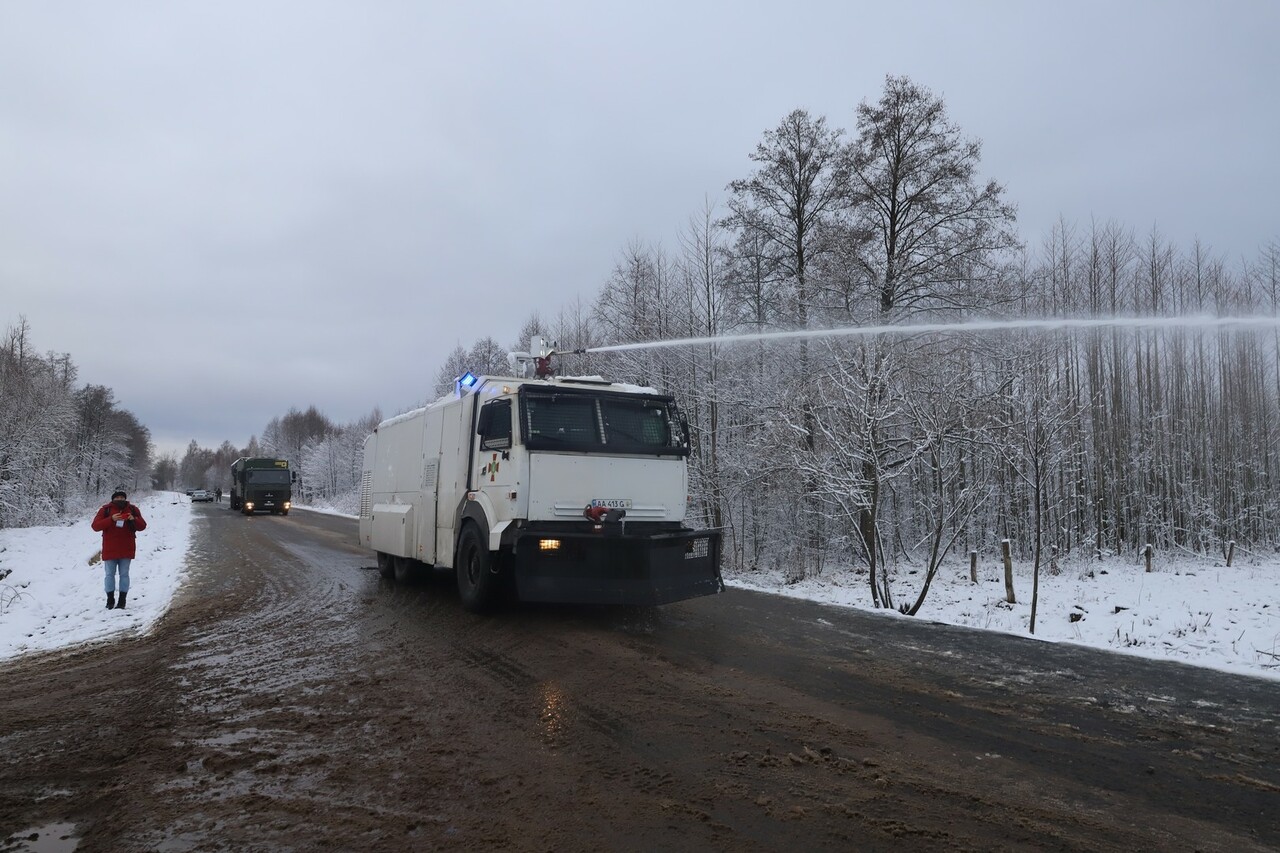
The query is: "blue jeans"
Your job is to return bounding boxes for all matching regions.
[103,558,132,593]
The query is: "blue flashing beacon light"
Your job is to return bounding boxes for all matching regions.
[456,371,479,395]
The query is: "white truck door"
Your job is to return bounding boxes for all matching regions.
[435,396,470,566]
[475,397,518,501]
[415,407,443,563]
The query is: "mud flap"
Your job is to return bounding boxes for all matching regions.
[513,528,722,606]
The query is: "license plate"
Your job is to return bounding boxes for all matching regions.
[591,499,632,509]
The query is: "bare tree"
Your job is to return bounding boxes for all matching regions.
[433,345,471,398]
[835,76,1019,592]
[992,341,1078,634]
[723,109,850,577]
[677,199,733,531]
[846,75,1020,316]
[0,319,80,525]
[150,453,179,491]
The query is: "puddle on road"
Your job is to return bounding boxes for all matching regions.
[1,822,79,852]
[538,681,568,747]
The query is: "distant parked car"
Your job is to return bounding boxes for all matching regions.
[190,489,214,502]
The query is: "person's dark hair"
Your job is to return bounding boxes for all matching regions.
[111,490,127,500]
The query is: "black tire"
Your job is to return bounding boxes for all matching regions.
[393,556,415,584]
[376,552,395,580]
[456,524,497,612]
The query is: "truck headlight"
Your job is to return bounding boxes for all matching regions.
[245,502,254,511]
[539,539,561,551]
[283,502,291,510]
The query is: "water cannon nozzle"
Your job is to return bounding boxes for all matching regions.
[524,338,587,378]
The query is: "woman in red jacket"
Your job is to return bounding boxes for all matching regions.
[91,490,147,610]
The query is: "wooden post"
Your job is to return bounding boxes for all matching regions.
[1002,539,1015,604]
[1226,540,1235,568]
[969,550,978,584]
[1143,543,1153,573]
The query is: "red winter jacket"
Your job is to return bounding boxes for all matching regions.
[91,502,148,560]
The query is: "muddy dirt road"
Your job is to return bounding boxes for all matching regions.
[2,506,1277,851]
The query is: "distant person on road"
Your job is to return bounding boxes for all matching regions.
[215,487,222,503]
[90,490,147,610]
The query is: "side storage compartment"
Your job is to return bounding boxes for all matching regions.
[370,503,415,559]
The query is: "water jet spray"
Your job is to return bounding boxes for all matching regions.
[581,315,1280,355]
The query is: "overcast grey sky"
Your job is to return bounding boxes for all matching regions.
[2,0,1277,459]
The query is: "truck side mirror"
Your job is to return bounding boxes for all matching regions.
[291,471,298,483]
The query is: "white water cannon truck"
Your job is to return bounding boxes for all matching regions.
[358,338,722,611]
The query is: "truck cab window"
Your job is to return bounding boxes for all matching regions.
[599,397,674,448]
[521,388,688,456]
[247,470,292,485]
[525,395,600,445]
[478,399,512,451]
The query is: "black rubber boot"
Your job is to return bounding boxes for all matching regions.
[115,591,127,609]
[106,592,115,609]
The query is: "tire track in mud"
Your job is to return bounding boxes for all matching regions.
[422,592,1280,851]
[456,638,634,746]
[427,612,1033,850]
[126,511,411,852]
[362,583,1279,851]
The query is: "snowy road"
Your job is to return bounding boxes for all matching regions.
[1,506,1276,851]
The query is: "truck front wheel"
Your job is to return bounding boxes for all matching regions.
[456,524,497,613]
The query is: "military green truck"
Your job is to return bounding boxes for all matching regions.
[229,457,296,515]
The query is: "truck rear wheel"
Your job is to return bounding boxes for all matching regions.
[376,552,395,580]
[393,556,415,584]
[456,524,496,612]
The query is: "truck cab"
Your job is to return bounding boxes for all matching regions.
[230,457,297,515]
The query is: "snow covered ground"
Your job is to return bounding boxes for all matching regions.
[0,492,192,661]
[728,553,1280,681]
[2,494,1277,682]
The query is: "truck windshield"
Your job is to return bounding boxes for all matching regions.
[246,470,291,485]
[521,389,687,456]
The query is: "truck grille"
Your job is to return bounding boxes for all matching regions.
[685,538,710,559]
